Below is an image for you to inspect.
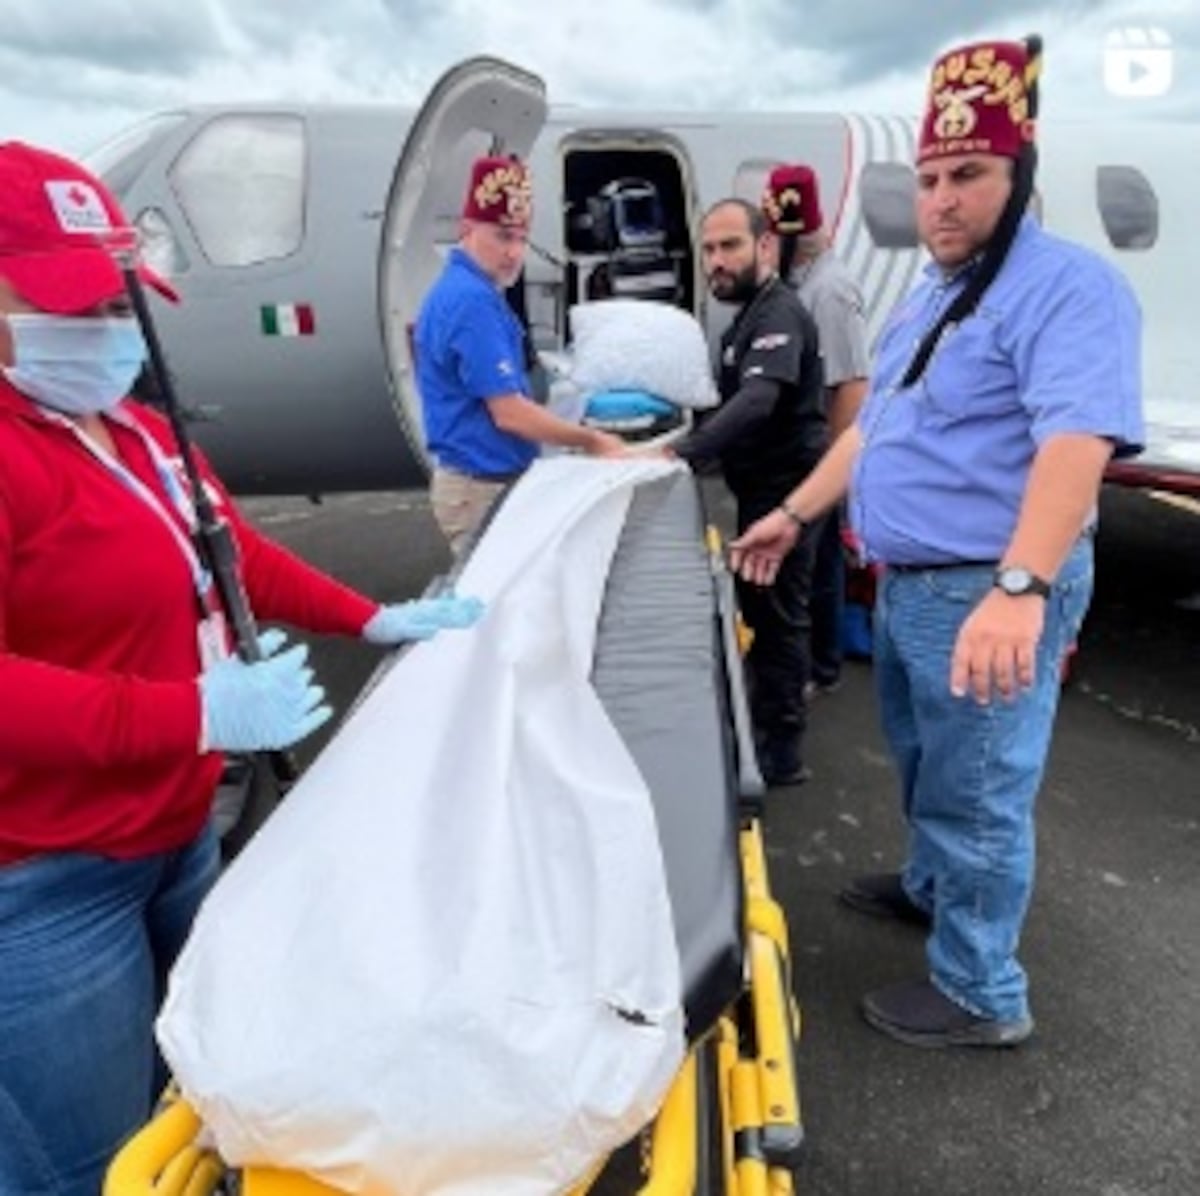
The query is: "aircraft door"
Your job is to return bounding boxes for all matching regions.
[379,56,547,467]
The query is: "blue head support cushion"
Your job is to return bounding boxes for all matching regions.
[584,389,676,423]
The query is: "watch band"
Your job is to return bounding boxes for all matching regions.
[994,566,1051,598]
[779,501,806,531]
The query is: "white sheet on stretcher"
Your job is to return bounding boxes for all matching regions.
[158,456,689,1196]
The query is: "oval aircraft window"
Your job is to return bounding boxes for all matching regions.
[1096,165,1158,251]
[732,159,781,205]
[170,115,306,267]
[860,163,918,249]
[135,207,190,279]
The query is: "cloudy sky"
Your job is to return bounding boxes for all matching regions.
[1,0,1196,158]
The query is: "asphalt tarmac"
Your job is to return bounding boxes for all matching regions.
[243,482,1200,1196]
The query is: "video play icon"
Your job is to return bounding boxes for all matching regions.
[1104,27,1174,98]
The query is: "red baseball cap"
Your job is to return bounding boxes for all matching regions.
[0,141,178,314]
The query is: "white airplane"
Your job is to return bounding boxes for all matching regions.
[86,56,1199,497]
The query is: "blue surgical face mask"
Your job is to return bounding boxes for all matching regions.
[1,314,148,415]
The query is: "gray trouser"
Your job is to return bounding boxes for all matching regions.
[430,467,510,557]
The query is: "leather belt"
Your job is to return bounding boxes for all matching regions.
[886,560,995,573]
[437,465,524,484]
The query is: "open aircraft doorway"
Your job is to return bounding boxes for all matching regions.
[559,137,701,329]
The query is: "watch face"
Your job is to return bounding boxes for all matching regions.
[996,567,1048,596]
[1001,568,1033,593]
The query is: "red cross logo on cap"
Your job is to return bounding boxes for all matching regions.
[44,179,112,234]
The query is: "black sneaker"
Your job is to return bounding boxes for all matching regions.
[761,759,813,788]
[862,979,1034,1049]
[758,738,812,788]
[839,872,932,927]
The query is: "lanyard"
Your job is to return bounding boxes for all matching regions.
[43,408,215,608]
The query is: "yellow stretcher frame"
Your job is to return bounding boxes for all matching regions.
[105,818,800,1196]
[106,530,805,1196]
[103,810,796,1194]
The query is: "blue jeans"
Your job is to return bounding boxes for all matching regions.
[873,542,1093,1021]
[0,823,219,1196]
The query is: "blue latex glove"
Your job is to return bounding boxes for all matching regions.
[199,629,332,752]
[361,594,485,645]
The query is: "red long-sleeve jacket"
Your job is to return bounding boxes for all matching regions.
[0,381,377,862]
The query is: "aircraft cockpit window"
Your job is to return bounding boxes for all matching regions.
[170,115,306,268]
[85,112,188,195]
[1096,165,1158,251]
[860,163,918,249]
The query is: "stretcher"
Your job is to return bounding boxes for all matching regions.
[107,471,804,1196]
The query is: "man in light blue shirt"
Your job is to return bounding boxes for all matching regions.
[848,215,1141,567]
[415,156,624,555]
[729,35,1144,1048]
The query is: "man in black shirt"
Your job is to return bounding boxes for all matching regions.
[671,199,828,785]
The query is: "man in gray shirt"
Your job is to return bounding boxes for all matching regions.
[762,165,869,694]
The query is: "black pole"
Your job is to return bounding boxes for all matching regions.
[114,248,298,786]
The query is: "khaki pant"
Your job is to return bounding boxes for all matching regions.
[430,467,510,557]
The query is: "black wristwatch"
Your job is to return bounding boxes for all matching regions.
[993,566,1051,598]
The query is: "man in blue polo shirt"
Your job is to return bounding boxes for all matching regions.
[416,155,625,555]
[729,36,1143,1048]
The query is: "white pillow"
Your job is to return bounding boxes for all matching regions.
[568,299,720,410]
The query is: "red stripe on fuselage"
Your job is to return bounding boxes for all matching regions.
[1106,460,1200,497]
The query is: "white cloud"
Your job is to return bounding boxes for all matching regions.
[1,0,1195,158]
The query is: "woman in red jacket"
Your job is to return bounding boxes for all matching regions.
[0,142,481,1196]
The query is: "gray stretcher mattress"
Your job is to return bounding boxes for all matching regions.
[589,471,744,1041]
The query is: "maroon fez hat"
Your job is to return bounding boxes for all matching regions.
[761,164,823,236]
[918,39,1039,163]
[462,155,533,228]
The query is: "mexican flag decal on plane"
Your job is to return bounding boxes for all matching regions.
[260,303,316,337]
